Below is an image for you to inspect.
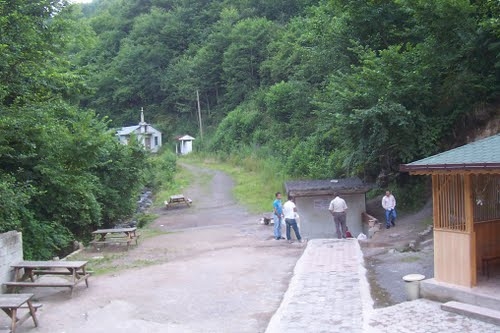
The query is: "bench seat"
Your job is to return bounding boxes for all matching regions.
[482,255,500,278]
[3,281,74,288]
[90,234,140,250]
[19,303,43,309]
[32,270,87,276]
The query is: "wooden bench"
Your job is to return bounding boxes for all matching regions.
[0,294,39,333]
[90,228,140,250]
[165,194,192,209]
[482,255,500,279]
[89,233,141,250]
[4,281,74,289]
[32,270,87,276]
[4,261,90,297]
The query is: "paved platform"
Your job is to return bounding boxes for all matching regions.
[265,239,500,333]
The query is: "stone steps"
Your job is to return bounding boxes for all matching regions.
[441,301,500,326]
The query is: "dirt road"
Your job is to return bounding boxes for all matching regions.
[2,163,434,332]
[361,199,434,307]
[3,164,305,333]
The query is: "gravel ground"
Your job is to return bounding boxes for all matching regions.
[0,163,435,332]
[361,199,434,307]
[0,164,306,333]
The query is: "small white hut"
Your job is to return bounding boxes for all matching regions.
[116,108,162,153]
[176,135,195,155]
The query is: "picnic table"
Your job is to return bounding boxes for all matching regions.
[3,261,90,297]
[90,227,139,250]
[0,293,39,333]
[165,194,192,209]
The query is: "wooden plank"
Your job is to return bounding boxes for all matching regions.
[0,294,33,308]
[434,230,472,287]
[32,270,86,276]
[90,239,130,244]
[432,175,439,229]
[92,227,136,234]
[3,282,74,288]
[10,261,87,269]
[19,303,42,309]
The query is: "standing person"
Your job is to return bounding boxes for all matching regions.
[329,192,348,239]
[382,190,397,229]
[272,192,284,240]
[282,195,303,243]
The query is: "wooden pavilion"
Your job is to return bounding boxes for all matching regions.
[400,133,500,287]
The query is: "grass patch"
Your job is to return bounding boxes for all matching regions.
[70,252,124,275]
[181,154,286,213]
[140,227,170,239]
[400,256,420,263]
[422,217,433,227]
[128,259,160,268]
[135,213,159,228]
[154,162,193,207]
[71,226,170,275]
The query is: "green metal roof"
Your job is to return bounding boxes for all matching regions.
[400,133,500,173]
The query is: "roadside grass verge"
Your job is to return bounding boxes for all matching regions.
[400,256,420,263]
[70,251,161,276]
[179,153,288,214]
[422,217,433,227]
[71,228,171,275]
[153,162,193,207]
[74,151,287,275]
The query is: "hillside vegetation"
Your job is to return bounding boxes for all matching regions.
[75,0,500,181]
[1,0,499,259]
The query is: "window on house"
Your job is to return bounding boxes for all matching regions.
[155,137,159,146]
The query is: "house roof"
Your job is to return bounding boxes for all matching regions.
[117,125,140,136]
[400,133,500,174]
[177,135,195,141]
[285,178,372,197]
[117,124,161,136]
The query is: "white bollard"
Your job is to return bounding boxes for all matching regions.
[402,274,425,301]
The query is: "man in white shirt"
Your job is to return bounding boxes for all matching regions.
[328,192,348,239]
[381,190,397,229]
[282,195,303,243]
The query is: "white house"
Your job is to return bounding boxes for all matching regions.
[176,135,195,155]
[116,108,162,153]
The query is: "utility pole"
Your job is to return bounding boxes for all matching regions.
[197,90,203,140]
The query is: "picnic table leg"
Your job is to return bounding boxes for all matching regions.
[82,266,89,288]
[26,301,39,327]
[10,307,18,333]
[1,308,16,333]
[26,268,36,282]
[8,268,24,292]
[14,267,24,282]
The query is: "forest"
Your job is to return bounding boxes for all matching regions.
[1,0,499,259]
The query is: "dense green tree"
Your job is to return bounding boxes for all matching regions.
[0,0,153,259]
[71,0,500,186]
[222,18,277,110]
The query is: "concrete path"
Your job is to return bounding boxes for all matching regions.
[266,239,500,333]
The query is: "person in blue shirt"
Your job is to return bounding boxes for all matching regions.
[273,192,284,240]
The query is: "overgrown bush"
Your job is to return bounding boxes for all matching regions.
[143,150,177,191]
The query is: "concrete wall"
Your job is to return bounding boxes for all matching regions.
[0,231,23,292]
[295,194,367,239]
[180,140,193,155]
